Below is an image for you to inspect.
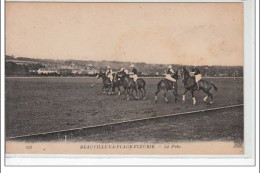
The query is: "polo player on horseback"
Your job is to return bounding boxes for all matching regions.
[189,66,201,90]
[106,66,113,85]
[165,65,177,89]
[129,64,138,85]
[120,67,128,75]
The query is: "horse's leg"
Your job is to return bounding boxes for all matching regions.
[203,95,208,102]
[182,89,188,102]
[134,86,139,99]
[201,89,213,104]
[102,86,105,93]
[130,88,135,99]
[202,89,209,102]
[111,85,115,95]
[164,89,169,103]
[138,87,143,99]
[173,90,178,102]
[107,86,112,95]
[117,86,121,96]
[155,87,161,103]
[191,90,196,105]
[126,89,130,101]
[209,92,213,104]
[143,86,146,100]
[208,91,213,104]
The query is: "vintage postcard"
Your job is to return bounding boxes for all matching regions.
[3,1,256,166]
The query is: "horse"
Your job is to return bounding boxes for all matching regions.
[116,71,146,100]
[181,66,218,105]
[96,71,112,94]
[154,71,179,103]
[111,73,123,95]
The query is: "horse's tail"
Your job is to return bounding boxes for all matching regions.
[210,82,218,92]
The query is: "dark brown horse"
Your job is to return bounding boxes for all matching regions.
[96,71,121,95]
[155,71,179,103]
[111,73,123,95]
[182,66,218,105]
[116,71,146,100]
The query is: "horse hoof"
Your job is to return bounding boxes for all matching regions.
[155,100,157,103]
[210,101,213,104]
[143,97,146,100]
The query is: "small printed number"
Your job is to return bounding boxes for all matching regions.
[26,146,32,149]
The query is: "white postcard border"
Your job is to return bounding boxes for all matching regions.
[1,0,257,166]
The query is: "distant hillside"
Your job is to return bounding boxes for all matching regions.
[5,55,243,77]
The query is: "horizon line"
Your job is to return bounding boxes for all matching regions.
[5,54,244,67]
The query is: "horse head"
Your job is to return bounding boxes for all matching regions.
[96,71,107,80]
[117,71,127,78]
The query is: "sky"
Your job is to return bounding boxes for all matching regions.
[6,3,243,66]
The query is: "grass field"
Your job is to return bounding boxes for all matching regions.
[5,77,243,142]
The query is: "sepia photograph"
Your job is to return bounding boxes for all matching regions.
[4,1,253,162]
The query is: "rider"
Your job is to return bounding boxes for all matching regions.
[190,66,201,89]
[120,68,127,75]
[165,65,176,89]
[130,64,138,85]
[106,66,113,85]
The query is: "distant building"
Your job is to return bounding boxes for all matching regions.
[37,68,58,75]
[29,70,38,73]
[58,69,72,75]
[87,69,99,75]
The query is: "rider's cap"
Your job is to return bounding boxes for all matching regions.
[168,65,172,68]
[130,64,135,68]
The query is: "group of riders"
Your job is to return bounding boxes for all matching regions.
[97,63,217,105]
[104,64,202,89]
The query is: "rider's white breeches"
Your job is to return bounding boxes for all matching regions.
[130,74,138,82]
[195,74,202,83]
[108,74,113,82]
[165,74,176,82]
